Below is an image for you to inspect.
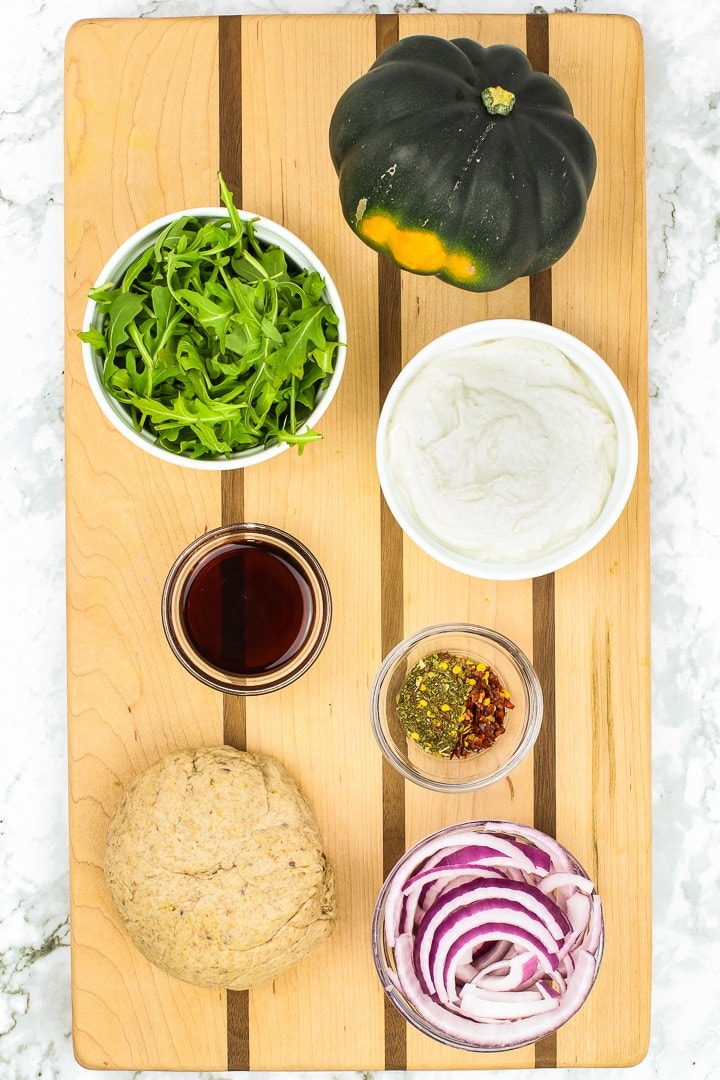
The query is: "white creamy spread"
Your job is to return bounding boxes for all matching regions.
[384,337,618,564]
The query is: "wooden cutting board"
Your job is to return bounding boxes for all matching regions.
[64,12,650,1072]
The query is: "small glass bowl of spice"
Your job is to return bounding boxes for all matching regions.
[370,624,543,792]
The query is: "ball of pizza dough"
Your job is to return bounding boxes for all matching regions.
[104,745,336,989]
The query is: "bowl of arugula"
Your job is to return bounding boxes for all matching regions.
[79,175,346,468]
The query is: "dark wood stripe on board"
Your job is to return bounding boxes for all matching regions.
[219,14,250,1073]
[375,12,407,1072]
[218,17,247,755]
[526,12,558,1071]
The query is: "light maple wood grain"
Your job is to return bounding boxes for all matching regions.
[64,17,227,1071]
[64,13,650,1071]
[548,15,651,1068]
[236,15,387,1069]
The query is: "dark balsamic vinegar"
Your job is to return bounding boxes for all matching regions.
[180,541,314,676]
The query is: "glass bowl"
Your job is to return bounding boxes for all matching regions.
[372,820,605,1052]
[370,623,542,792]
[162,523,331,694]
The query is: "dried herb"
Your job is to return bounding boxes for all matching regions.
[396,651,513,758]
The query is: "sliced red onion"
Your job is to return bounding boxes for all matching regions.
[391,929,599,1049]
[376,821,604,1051]
[454,939,512,985]
[432,840,550,876]
[536,977,562,1000]
[459,984,559,1021]
[538,871,597,896]
[401,870,488,935]
[488,821,578,874]
[435,920,558,1005]
[417,895,564,995]
[557,892,593,960]
[383,829,496,948]
[470,952,540,991]
[403,863,506,893]
[414,878,571,996]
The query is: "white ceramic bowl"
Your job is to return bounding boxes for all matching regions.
[81,208,346,470]
[376,319,638,580]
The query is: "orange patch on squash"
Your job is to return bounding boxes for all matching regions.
[358,212,480,284]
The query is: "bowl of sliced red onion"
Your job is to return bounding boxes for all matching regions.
[372,820,604,1052]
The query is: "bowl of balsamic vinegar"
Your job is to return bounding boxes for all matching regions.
[162,524,332,694]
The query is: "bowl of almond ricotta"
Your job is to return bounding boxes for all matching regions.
[376,320,638,580]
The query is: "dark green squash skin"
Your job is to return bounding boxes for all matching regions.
[328,35,597,292]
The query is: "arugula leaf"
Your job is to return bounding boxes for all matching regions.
[78,326,106,351]
[105,292,145,361]
[79,173,342,459]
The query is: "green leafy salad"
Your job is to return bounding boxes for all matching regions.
[79,175,342,459]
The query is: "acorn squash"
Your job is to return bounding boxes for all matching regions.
[328,35,597,292]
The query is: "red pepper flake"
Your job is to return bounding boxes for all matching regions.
[454,661,514,758]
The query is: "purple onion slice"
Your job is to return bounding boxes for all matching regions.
[372,820,604,1052]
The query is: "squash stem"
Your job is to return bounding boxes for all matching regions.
[481,86,516,116]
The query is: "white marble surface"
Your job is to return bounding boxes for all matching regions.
[2,0,719,1077]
